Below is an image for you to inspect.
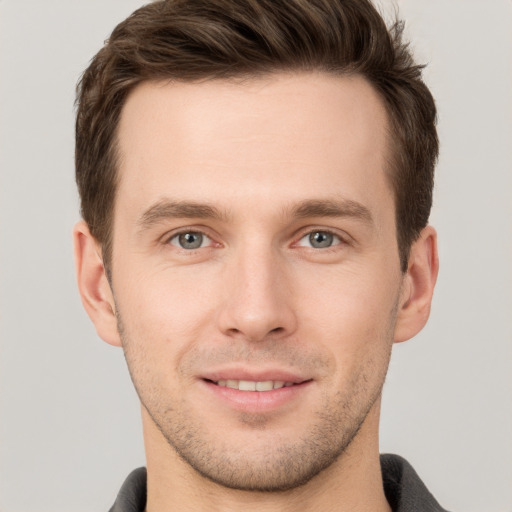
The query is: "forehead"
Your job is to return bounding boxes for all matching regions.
[115,72,393,223]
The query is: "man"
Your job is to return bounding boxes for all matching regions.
[73,0,446,510]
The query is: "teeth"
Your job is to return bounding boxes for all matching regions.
[215,380,295,391]
[239,380,257,391]
[255,381,273,391]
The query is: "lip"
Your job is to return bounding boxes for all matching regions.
[199,367,313,413]
[201,367,308,384]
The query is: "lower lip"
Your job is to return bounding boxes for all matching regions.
[201,380,312,413]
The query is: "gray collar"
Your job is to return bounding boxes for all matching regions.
[109,454,450,512]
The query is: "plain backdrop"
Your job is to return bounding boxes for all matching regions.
[0,1,511,511]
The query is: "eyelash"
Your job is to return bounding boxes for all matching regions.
[165,228,219,251]
[294,229,347,250]
[164,226,349,253]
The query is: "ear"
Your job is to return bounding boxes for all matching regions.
[73,220,122,347]
[394,225,439,343]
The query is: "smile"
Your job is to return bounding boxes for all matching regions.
[213,380,296,391]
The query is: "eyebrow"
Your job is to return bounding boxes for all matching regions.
[137,196,373,231]
[138,200,228,230]
[290,199,373,225]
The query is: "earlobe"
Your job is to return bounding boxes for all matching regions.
[394,225,439,343]
[73,221,122,347]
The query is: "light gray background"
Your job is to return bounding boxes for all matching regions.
[0,1,510,511]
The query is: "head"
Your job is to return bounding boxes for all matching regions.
[74,0,439,497]
[75,0,438,276]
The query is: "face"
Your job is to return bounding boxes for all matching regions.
[111,73,405,491]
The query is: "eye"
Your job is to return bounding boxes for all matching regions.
[296,230,342,249]
[169,231,212,250]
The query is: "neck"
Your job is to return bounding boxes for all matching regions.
[142,401,391,512]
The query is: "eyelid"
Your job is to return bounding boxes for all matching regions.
[162,226,221,248]
[169,232,212,249]
[159,225,351,250]
[292,227,350,248]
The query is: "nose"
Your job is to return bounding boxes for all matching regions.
[216,244,298,343]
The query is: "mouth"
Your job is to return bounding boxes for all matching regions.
[205,379,301,391]
[201,376,313,413]
[199,369,313,412]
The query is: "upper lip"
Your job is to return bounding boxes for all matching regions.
[200,367,309,384]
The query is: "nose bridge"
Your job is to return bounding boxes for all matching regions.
[217,237,296,341]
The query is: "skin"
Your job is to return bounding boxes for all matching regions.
[74,73,438,512]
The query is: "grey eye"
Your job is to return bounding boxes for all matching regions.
[309,231,334,248]
[296,230,342,249]
[170,232,207,250]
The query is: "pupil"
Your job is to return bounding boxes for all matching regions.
[310,231,333,248]
[179,232,202,249]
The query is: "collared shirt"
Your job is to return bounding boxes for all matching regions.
[109,453,450,512]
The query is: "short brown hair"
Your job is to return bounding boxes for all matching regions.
[75,0,438,273]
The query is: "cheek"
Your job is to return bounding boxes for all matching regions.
[295,264,399,365]
[116,275,216,401]
[297,262,399,326]
[114,265,221,357]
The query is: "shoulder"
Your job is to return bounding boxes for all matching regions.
[381,454,451,512]
[108,467,147,512]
